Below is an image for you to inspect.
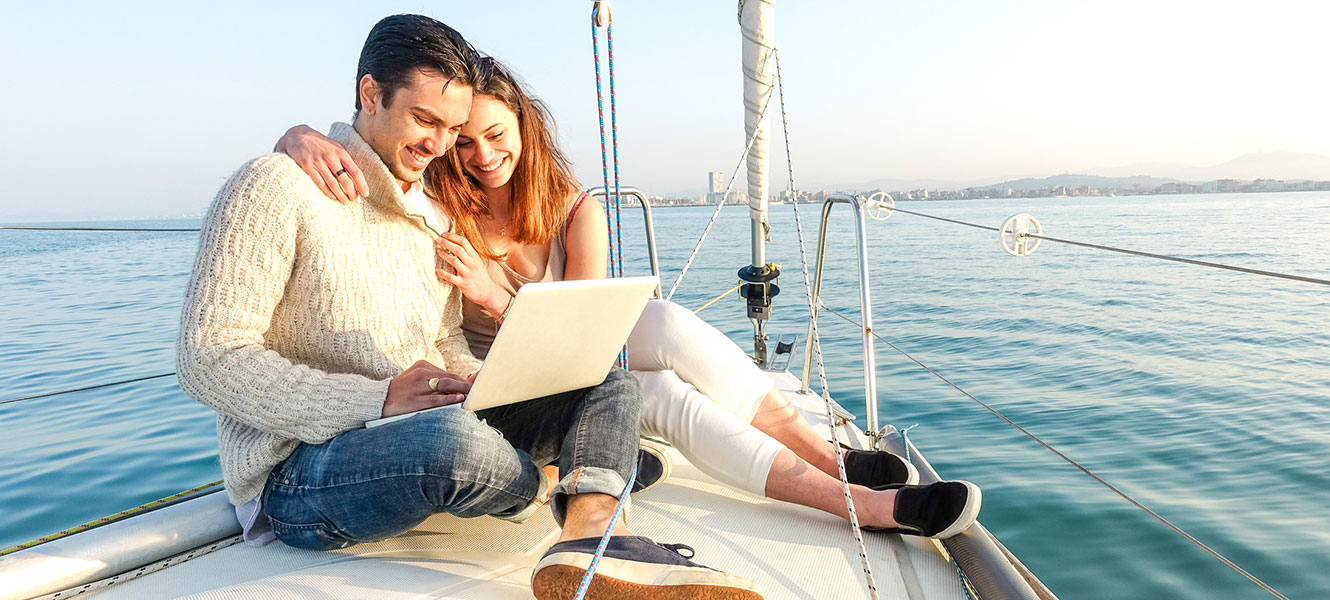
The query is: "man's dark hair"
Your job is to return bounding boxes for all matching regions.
[355,14,479,111]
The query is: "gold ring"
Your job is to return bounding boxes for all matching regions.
[428,377,440,391]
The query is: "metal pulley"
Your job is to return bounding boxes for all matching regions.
[592,1,611,26]
[999,213,1043,256]
[865,192,895,221]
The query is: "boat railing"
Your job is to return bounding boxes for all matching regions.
[586,186,662,299]
[800,193,882,437]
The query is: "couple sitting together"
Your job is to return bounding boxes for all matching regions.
[177,14,981,600]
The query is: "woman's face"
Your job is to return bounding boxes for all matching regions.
[455,95,521,190]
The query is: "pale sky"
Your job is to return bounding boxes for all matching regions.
[2,0,1327,220]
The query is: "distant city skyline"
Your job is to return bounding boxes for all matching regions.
[707,171,724,195]
[650,159,1330,208]
[2,1,1328,220]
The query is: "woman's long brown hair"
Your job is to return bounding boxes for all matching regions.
[426,57,580,260]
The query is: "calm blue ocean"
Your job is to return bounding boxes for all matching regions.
[1,193,1327,599]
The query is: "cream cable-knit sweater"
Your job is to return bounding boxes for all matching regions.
[177,122,482,505]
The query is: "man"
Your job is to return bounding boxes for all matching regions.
[176,14,761,600]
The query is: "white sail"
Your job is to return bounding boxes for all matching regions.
[740,0,775,267]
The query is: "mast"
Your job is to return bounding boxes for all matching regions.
[738,0,780,363]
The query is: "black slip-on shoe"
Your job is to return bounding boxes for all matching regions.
[631,438,672,494]
[866,480,982,539]
[532,535,764,600]
[843,448,920,487]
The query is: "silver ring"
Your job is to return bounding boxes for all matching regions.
[333,168,348,178]
[428,377,440,391]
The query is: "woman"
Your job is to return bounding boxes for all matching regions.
[276,57,979,538]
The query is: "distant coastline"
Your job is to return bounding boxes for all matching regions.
[627,179,1330,208]
[4,182,1328,222]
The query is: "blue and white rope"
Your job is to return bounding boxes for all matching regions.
[898,423,920,462]
[571,465,638,600]
[590,4,621,280]
[605,21,626,283]
[591,1,629,366]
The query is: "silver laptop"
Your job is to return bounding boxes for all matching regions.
[366,276,657,428]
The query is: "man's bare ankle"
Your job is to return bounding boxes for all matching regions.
[559,493,632,541]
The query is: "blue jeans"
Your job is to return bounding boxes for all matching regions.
[263,368,642,550]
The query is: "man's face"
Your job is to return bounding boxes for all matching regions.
[356,70,472,188]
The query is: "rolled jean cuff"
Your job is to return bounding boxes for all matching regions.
[494,464,551,524]
[549,466,630,526]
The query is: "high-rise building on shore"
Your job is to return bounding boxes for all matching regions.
[707,171,724,194]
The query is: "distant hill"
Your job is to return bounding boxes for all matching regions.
[669,151,1330,197]
[980,173,1179,192]
[1087,151,1330,182]
[843,176,1003,192]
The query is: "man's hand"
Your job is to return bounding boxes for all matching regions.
[383,360,472,418]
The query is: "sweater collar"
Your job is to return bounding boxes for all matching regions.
[328,121,416,219]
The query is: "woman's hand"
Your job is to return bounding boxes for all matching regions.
[435,233,510,318]
[275,124,369,203]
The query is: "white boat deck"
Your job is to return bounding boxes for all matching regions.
[63,372,973,600]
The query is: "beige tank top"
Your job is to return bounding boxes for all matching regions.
[460,196,583,358]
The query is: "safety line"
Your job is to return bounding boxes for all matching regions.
[0,372,176,406]
[773,46,880,599]
[1,480,224,556]
[816,303,1290,600]
[33,535,243,599]
[888,206,1330,287]
[0,226,198,232]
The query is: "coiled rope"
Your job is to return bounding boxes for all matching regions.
[773,47,880,599]
[816,303,1290,600]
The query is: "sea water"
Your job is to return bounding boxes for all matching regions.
[1,193,1327,599]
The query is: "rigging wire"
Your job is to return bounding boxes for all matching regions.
[816,303,1291,600]
[0,372,176,406]
[662,46,779,303]
[4,209,1327,289]
[0,226,198,232]
[887,206,1330,287]
[773,48,880,599]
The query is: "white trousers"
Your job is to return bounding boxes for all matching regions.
[627,300,784,495]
